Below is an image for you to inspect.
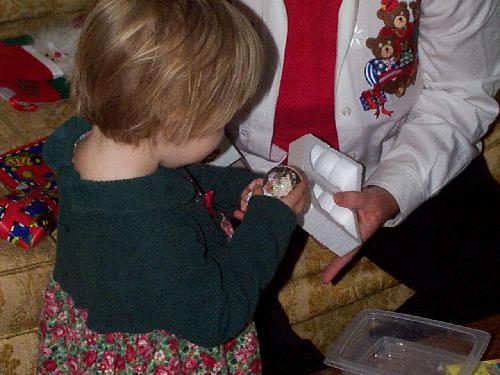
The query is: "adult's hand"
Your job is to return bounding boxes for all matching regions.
[321,185,399,284]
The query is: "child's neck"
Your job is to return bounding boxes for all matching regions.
[72,126,159,181]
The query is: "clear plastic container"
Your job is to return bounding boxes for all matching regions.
[325,309,491,375]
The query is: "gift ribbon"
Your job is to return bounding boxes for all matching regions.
[203,190,217,217]
[180,169,234,240]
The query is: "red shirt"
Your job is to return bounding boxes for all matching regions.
[272,0,342,154]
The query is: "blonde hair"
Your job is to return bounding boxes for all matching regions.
[72,0,263,145]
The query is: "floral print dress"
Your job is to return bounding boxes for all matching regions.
[37,275,261,374]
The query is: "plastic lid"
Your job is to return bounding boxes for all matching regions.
[325,309,491,375]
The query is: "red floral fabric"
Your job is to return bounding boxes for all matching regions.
[37,276,261,374]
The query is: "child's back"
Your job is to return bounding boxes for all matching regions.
[37,1,307,374]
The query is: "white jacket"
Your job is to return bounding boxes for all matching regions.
[231,0,500,225]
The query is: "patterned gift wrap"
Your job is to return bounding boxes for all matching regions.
[0,138,58,249]
[0,186,58,249]
[0,137,56,190]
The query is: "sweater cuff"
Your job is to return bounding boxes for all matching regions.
[245,195,297,246]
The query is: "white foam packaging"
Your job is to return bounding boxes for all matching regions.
[288,134,363,256]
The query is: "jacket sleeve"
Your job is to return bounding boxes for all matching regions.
[366,0,500,225]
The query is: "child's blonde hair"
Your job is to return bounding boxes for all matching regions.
[72,0,263,145]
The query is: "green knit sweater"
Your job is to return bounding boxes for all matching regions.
[44,117,297,347]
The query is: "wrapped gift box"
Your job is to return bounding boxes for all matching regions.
[0,187,58,249]
[0,137,56,190]
[0,138,58,249]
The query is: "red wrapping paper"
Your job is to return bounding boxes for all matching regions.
[0,187,58,249]
[0,138,58,248]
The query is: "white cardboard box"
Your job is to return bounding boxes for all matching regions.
[288,134,363,256]
[207,135,242,167]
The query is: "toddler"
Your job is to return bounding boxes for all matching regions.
[37,0,307,373]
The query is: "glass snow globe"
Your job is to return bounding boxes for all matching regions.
[263,166,303,198]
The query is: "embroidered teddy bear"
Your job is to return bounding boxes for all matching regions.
[377,0,411,31]
[377,0,414,55]
[365,35,408,97]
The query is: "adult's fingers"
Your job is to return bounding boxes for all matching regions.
[321,248,360,284]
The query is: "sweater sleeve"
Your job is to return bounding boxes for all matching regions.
[42,116,91,171]
[131,195,296,347]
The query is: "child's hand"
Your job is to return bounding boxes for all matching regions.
[233,178,309,220]
[280,179,308,215]
[233,178,264,221]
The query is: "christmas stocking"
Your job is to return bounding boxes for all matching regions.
[0,39,69,111]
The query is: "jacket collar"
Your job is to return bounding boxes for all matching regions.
[335,0,360,90]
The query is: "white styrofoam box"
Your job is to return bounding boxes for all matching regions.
[288,134,363,256]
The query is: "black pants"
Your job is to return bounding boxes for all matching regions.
[256,156,500,374]
[364,155,500,323]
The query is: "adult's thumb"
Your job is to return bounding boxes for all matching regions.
[333,191,363,209]
[321,255,351,284]
[321,248,359,284]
